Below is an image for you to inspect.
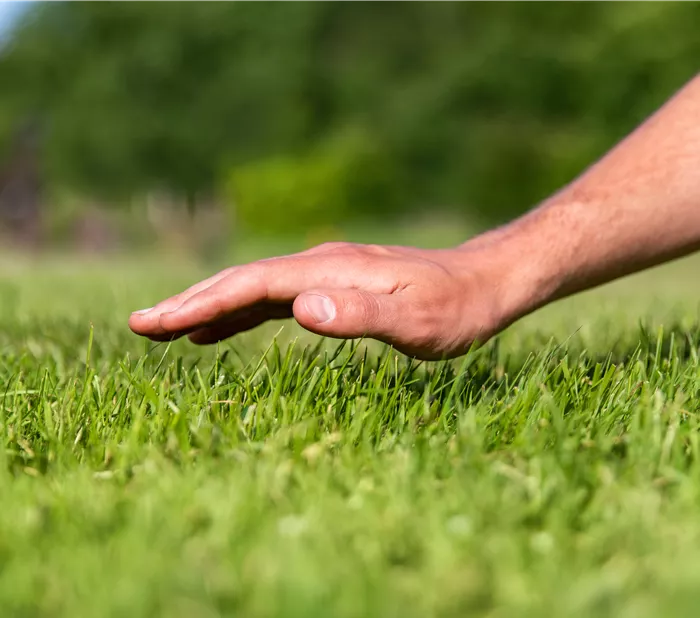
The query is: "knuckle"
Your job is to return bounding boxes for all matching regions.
[352,290,381,324]
[362,243,391,256]
[242,262,263,280]
[242,261,268,285]
[316,241,352,253]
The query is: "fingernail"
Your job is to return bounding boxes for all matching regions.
[304,294,335,324]
[132,307,154,315]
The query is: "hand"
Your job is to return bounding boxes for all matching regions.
[130,76,700,360]
[128,241,519,360]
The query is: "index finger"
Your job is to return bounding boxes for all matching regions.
[128,267,234,337]
[128,249,326,337]
[154,253,395,335]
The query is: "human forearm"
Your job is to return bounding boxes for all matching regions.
[465,73,700,322]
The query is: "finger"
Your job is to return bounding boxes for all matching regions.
[148,245,332,323]
[187,303,294,345]
[292,288,405,345]
[129,268,235,335]
[157,256,395,334]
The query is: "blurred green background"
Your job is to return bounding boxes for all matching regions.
[0,2,699,257]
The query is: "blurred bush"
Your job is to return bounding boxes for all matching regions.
[225,129,402,235]
[0,2,698,244]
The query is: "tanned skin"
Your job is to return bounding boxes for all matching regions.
[129,74,700,360]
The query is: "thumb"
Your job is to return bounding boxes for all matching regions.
[294,289,401,342]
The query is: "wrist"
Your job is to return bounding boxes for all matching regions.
[452,214,565,328]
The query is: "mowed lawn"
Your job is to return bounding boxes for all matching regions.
[2,248,700,618]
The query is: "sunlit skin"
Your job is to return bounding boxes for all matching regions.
[130,74,700,360]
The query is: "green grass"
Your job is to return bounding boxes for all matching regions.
[2,251,700,617]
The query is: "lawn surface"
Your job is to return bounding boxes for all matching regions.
[2,249,700,618]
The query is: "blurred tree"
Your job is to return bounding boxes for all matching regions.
[225,127,403,235]
[0,4,319,199]
[0,2,698,228]
[0,119,43,246]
